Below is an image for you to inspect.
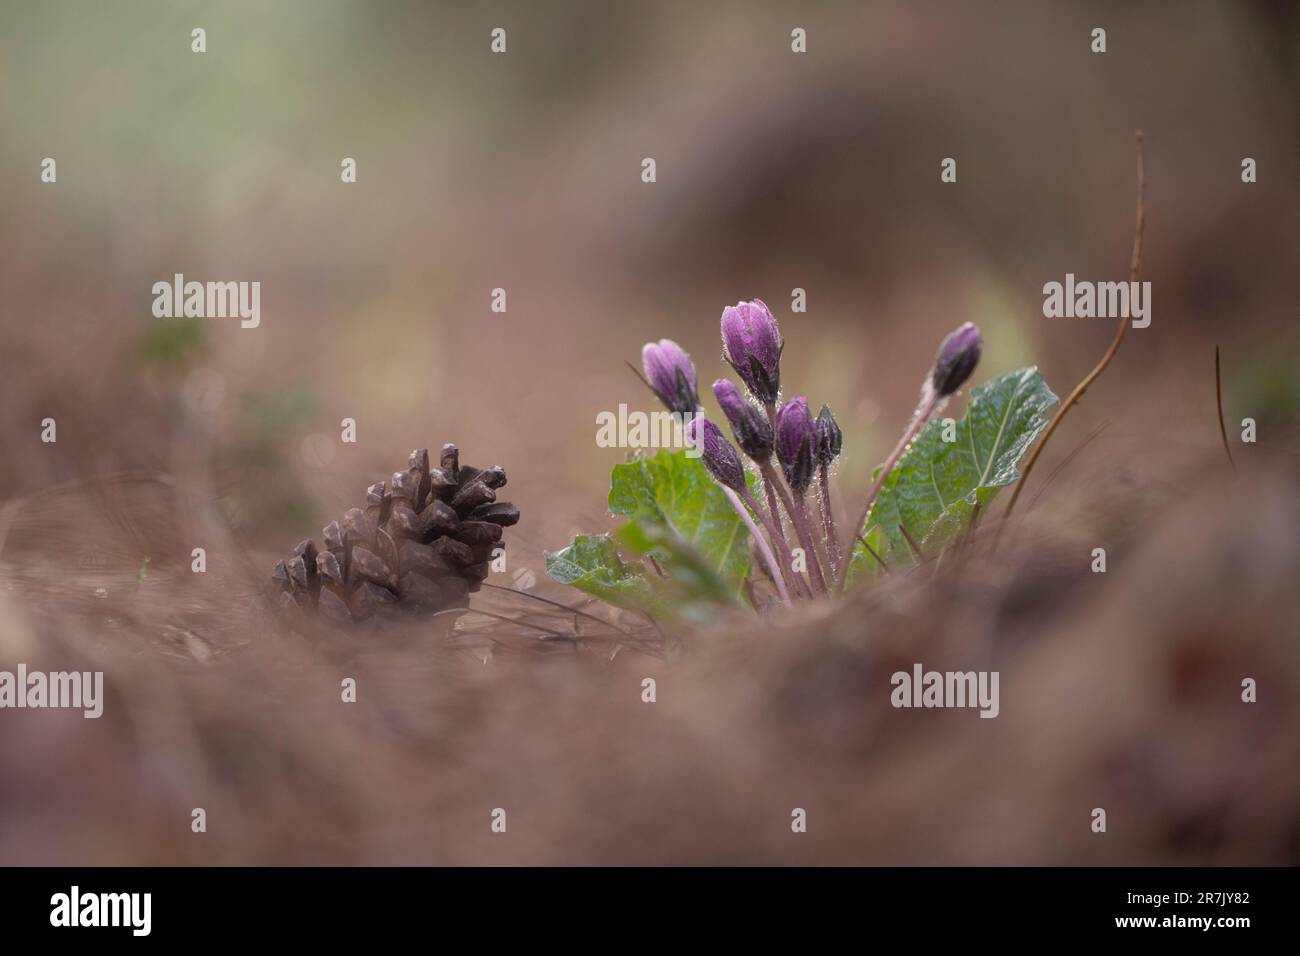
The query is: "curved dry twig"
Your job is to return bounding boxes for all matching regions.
[996,130,1146,548]
[1216,346,1237,473]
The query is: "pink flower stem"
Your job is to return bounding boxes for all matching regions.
[818,466,841,581]
[840,389,940,591]
[761,475,788,543]
[740,486,811,601]
[758,460,827,596]
[721,485,791,607]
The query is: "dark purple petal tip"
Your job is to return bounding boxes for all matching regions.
[814,404,842,468]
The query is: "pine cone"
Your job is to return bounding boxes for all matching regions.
[271,443,520,624]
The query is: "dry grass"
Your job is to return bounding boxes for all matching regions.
[1,427,1296,866]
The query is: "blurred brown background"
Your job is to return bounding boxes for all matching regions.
[0,1,1298,864]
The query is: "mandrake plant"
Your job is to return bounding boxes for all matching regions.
[546,300,1058,617]
[265,137,1139,633]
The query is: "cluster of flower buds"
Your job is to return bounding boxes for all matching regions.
[639,298,982,604]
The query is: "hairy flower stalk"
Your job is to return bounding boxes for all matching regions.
[631,307,983,605]
[711,378,805,593]
[840,322,982,589]
[756,398,819,596]
[687,417,792,606]
[753,428,792,575]
[773,397,829,595]
[716,304,801,583]
[814,404,843,580]
[639,340,797,603]
[723,485,792,607]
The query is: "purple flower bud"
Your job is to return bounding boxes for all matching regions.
[712,378,774,463]
[720,299,783,404]
[641,338,699,414]
[931,322,982,397]
[774,396,816,495]
[686,416,746,492]
[813,403,842,469]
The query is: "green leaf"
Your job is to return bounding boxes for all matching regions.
[857,366,1057,567]
[543,534,660,612]
[136,316,207,369]
[607,449,751,595]
[920,497,979,554]
[614,520,744,611]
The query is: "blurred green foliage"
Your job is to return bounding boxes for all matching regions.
[1229,349,1300,429]
[136,317,208,369]
[217,382,321,535]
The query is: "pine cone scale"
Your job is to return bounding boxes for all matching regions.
[272,443,518,625]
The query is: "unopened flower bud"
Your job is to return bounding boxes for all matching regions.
[641,338,699,414]
[712,378,774,462]
[686,416,747,492]
[720,299,783,404]
[931,322,982,397]
[774,396,816,495]
[813,403,842,469]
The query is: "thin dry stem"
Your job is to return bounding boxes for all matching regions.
[995,129,1146,549]
[760,471,793,557]
[898,523,926,563]
[817,468,842,580]
[759,460,827,595]
[1216,346,1237,474]
[789,494,829,595]
[723,485,792,607]
[738,485,806,602]
[858,536,890,574]
[840,388,940,590]
[479,582,633,636]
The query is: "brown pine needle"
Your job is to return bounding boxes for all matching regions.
[996,129,1146,549]
[1216,346,1237,473]
[855,534,892,574]
[443,607,575,642]
[899,523,926,563]
[479,582,633,635]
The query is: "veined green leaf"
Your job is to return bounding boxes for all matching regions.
[607,449,751,595]
[614,520,745,611]
[853,366,1057,570]
[543,534,660,612]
